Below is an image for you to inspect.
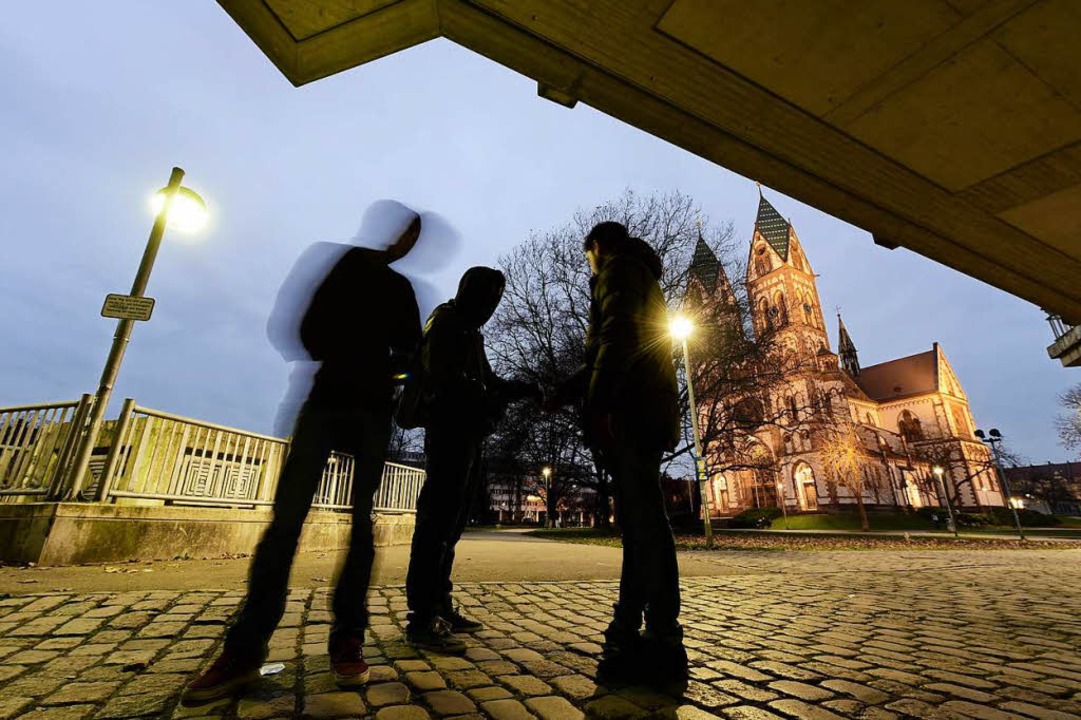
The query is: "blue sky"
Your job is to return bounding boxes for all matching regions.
[0,2,1074,461]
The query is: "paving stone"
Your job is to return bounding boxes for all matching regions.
[407,670,448,691]
[820,679,891,704]
[303,691,367,717]
[236,693,296,719]
[0,696,34,720]
[96,691,171,718]
[45,681,121,704]
[767,680,834,701]
[549,674,599,700]
[367,681,412,707]
[375,706,431,720]
[581,695,646,720]
[6,649,60,664]
[481,699,538,720]
[722,707,787,720]
[524,695,584,720]
[998,701,1080,720]
[18,705,97,720]
[468,686,514,702]
[768,699,847,720]
[501,674,553,696]
[424,689,477,715]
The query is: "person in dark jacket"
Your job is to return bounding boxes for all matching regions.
[404,266,538,652]
[182,216,423,705]
[548,221,686,682]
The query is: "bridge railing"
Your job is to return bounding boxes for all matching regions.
[0,398,424,513]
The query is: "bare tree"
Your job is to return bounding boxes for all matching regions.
[486,190,736,526]
[818,419,871,531]
[1057,384,1081,453]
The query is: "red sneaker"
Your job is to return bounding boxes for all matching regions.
[329,633,370,687]
[181,648,262,705]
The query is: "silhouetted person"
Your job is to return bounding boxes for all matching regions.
[182,215,423,705]
[404,267,538,653]
[548,221,685,683]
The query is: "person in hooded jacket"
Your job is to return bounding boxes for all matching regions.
[404,266,538,652]
[548,221,686,682]
[182,216,423,705]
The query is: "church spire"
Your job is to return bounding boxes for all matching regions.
[690,230,723,294]
[754,191,791,261]
[838,313,860,376]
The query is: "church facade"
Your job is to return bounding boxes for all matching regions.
[690,193,1006,516]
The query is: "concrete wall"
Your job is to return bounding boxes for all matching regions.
[0,503,415,566]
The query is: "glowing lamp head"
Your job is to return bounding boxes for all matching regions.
[151,186,208,233]
[932,465,944,477]
[542,467,552,479]
[670,315,693,342]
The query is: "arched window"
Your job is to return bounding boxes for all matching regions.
[802,293,814,326]
[786,395,798,423]
[810,391,821,415]
[733,398,765,429]
[898,410,924,443]
[760,298,773,332]
[866,412,874,426]
[774,291,788,325]
[755,246,771,276]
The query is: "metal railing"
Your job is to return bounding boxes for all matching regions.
[89,401,425,513]
[0,396,92,500]
[0,398,426,512]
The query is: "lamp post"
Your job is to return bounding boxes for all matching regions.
[542,466,553,528]
[932,465,959,537]
[975,428,1025,541]
[64,167,208,499]
[670,314,713,542]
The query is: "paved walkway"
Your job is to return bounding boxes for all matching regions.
[1,541,1080,719]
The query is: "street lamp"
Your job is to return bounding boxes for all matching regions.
[975,428,1026,541]
[669,314,713,542]
[542,466,553,528]
[65,167,208,498]
[932,465,959,537]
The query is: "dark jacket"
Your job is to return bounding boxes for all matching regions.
[568,238,680,451]
[422,267,509,433]
[301,247,422,411]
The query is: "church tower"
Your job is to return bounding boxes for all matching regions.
[745,189,829,357]
[687,229,743,344]
[838,314,860,377]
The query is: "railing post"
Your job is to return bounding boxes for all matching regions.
[47,394,94,500]
[95,398,136,502]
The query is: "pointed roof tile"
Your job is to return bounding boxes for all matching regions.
[755,193,790,261]
[690,233,722,294]
[838,315,857,355]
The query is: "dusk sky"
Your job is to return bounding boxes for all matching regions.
[1,3,1075,462]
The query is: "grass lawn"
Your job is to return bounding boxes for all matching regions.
[526,527,1072,551]
[1057,516,1081,527]
[770,512,931,532]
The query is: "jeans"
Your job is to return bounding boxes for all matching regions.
[405,425,483,621]
[225,402,391,655]
[607,441,681,632]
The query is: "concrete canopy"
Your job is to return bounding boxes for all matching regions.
[218,0,1081,323]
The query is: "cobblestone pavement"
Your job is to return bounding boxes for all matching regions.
[1,550,1079,720]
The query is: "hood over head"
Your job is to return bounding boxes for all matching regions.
[618,236,664,279]
[454,266,505,327]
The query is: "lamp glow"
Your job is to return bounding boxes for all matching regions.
[542,467,552,479]
[151,186,208,232]
[670,315,693,342]
[932,465,944,477]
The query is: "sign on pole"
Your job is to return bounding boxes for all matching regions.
[101,294,156,322]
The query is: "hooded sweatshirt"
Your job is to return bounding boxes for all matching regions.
[581,236,680,451]
[421,266,507,429]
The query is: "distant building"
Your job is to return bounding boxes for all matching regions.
[1003,462,1081,516]
[691,192,1005,516]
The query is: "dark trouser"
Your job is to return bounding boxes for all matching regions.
[225,402,392,657]
[607,441,681,633]
[405,425,483,622]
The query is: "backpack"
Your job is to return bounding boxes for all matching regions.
[394,317,434,430]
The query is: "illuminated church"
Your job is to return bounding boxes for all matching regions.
[689,192,1006,515]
